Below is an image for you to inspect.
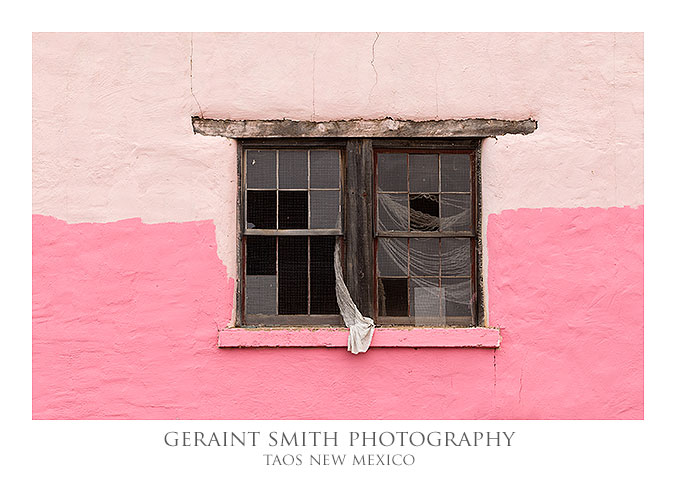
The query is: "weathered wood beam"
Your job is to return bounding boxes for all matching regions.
[192,117,537,138]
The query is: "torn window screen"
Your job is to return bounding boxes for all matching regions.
[375,150,476,326]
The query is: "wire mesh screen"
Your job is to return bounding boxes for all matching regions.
[245,236,276,315]
[441,154,471,192]
[310,236,339,314]
[441,194,471,232]
[310,190,340,229]
[375,150,476,326]
[279,150,308,189]
[310,150,340,188]
[377,153,408,192]
[409,154,438,192]
[246,150,276,189]
[244,148,343,321]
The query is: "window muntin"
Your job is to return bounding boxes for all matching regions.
[243,148,343,326]
[375,150,477,327]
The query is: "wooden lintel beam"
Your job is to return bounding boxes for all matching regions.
[192,117,537,138]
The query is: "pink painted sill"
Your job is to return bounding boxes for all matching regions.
[218,327,501,348]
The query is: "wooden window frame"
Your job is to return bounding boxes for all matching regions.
[236,137,484,328]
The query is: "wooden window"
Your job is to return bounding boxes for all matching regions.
[238,139,482,327]
[375,149,478,326]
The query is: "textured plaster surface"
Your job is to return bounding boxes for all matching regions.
[33,207,643,419]
[32,33,643,419]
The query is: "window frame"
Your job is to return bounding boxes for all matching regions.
[373,146,481,327]
[236,137,484,328]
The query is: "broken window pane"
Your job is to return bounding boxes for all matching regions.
[246,236,276,275]
[246,190,276,229]
[441,154,471,192]
[279,150,308,189]
[377,153,407,192]
[410,238,440,277]
[442,278,472,321]
[310,190,340,229]
[410,194,440,231]
[245,236,277,315]
[441,238,471,276]
[378,277,408,316]
[246,150,276,189]
[310,236,339,314]
[310,150,340,188]
[410,278,443,324]
[377,193,409,232]
[279,191,308,229]
[377,237,408,277]
[278,236,308,314]
[440,194,471,232]
[409,154,439,192]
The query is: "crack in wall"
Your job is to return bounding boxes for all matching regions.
[190,33,204,118]
[369,32,380,99]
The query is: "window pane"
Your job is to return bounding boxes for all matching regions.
[310,236,339,314]
[310,150,340,188]
[378,278,408,316]
[278,237,308,314]
[409,154,438,192]
[441,154,471,192]
[245,236,277,315]
[279,191,308,229]
[410,194,440,231]
[440,194,471,232]
[441,238,471,276]
[410,238,440,277]
[410,278,443,324]
[246,190,276,229]
[310,190,340,229]
[279,150,308,189]
[377,193,408,231]
[377,237,408,277]
[246,236,276,275]
[442,278,472,321]
[246,150,276,189]
[377,153,407,192]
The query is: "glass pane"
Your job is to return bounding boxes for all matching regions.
[310,150,340,188]
[278,237,308,314]
[310,236,339,314]
[279,150,308,189]
[310,190,340,229]
[378,278,408,316]
[279,191,308,229]
[377,193,408,232]
[410,238,440,277]
[377,237,408,277]
[246,236,276,275]
[410,194,440,231]
[441,154,471,192]
[441,238,471,276]
[246,276,276,314]
[410,278,443,325]
[377,153,407,192]
[246,150,276,189]
[442,278,472,319]
[440,194,471,232]
[409,154,438,192]
[246,190,276,229]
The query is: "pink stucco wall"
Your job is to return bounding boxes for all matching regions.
[32,33,643,419]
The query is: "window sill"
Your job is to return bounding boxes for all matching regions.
[218,327,501,348]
